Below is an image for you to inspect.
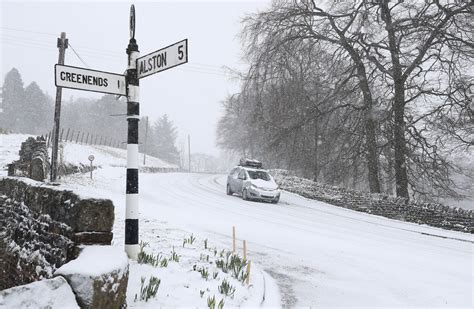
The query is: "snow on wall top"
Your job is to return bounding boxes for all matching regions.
[0,276,79,309]
[55,245,128,277]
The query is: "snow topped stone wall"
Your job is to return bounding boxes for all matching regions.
[270,170,473,233]
[0,177,115,290]
[0,247,129,309]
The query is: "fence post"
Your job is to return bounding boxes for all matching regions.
[94,134,98,145]
[99,136,103,145]
[232,226,236,254]
[85,132,90,145]
[59,128,64,142]
[76,131,80,143]
[80,132,85,144]
[69,129,74,142]
[65,128,70,142]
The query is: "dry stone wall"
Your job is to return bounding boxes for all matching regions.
[0,177,115,290]
[9,136,50,181]
[270,169,473,233]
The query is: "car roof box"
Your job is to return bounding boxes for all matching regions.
[239,158,263,169]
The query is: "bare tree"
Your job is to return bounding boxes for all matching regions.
[236,0,473,198]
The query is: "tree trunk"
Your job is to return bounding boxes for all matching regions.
[381,3,409,199]
[365,115,381,193]
[335,28,381,193]
[393,88,409,198]
[313,120,319,182]
[356,61,381,193]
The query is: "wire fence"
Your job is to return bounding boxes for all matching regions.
[42,128,125,150]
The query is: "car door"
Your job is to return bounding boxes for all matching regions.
[230,168,241,192]
[236,169,246,193]
[227,168,237,190]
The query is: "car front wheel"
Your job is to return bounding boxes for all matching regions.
[226,184,233,196]
[242,189,249,201]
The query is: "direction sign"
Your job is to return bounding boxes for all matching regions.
[137,39,188,79]
[55,64,126,96]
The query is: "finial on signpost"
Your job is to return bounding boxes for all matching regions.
[130,4,136,40]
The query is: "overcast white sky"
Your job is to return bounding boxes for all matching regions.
[1,0,271,155]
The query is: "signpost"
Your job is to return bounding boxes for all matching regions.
[125,4,140,260]
[51,4,188,260]
[55,65,126,96]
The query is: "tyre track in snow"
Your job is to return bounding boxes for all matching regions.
[139,172,473,306]
[145,173,385,246]
[193,174,473,253]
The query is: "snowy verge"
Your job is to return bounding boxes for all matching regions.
[61,142,178,170]
[125,226,280,307]
[0,133,178,177]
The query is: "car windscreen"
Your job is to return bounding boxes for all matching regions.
[247,170,271,181]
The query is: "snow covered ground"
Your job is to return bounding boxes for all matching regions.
[1,134,473,307]
[0,133,177,173]
[58,169,473,307]
[0,134,31,171]
[61,142,178,170]
[0,134,279,306]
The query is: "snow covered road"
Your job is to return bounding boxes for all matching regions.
[68,167,471,307]
[2,140,472,307]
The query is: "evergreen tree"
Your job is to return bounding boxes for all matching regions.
[1,68,25,132]
[22,82,49,134]
[150,114,180,165]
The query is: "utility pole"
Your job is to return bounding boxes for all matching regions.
[125,4,140,260]
[188,134,191,172]
[51,32,68,182]
[143,116,148,165]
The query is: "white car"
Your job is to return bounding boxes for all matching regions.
[226,160,280,204]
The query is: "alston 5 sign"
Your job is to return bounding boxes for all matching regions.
[137,39,188,79]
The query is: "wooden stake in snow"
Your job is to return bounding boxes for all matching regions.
[246,261,251,285]
[232,226,236,253]
[243,240,247,260]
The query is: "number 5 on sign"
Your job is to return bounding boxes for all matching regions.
[137,39,188,79]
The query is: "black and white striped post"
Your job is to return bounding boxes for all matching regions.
[125,4,140,259]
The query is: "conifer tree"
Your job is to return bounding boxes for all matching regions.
[1,68,25,132]
[150,114,180,165]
